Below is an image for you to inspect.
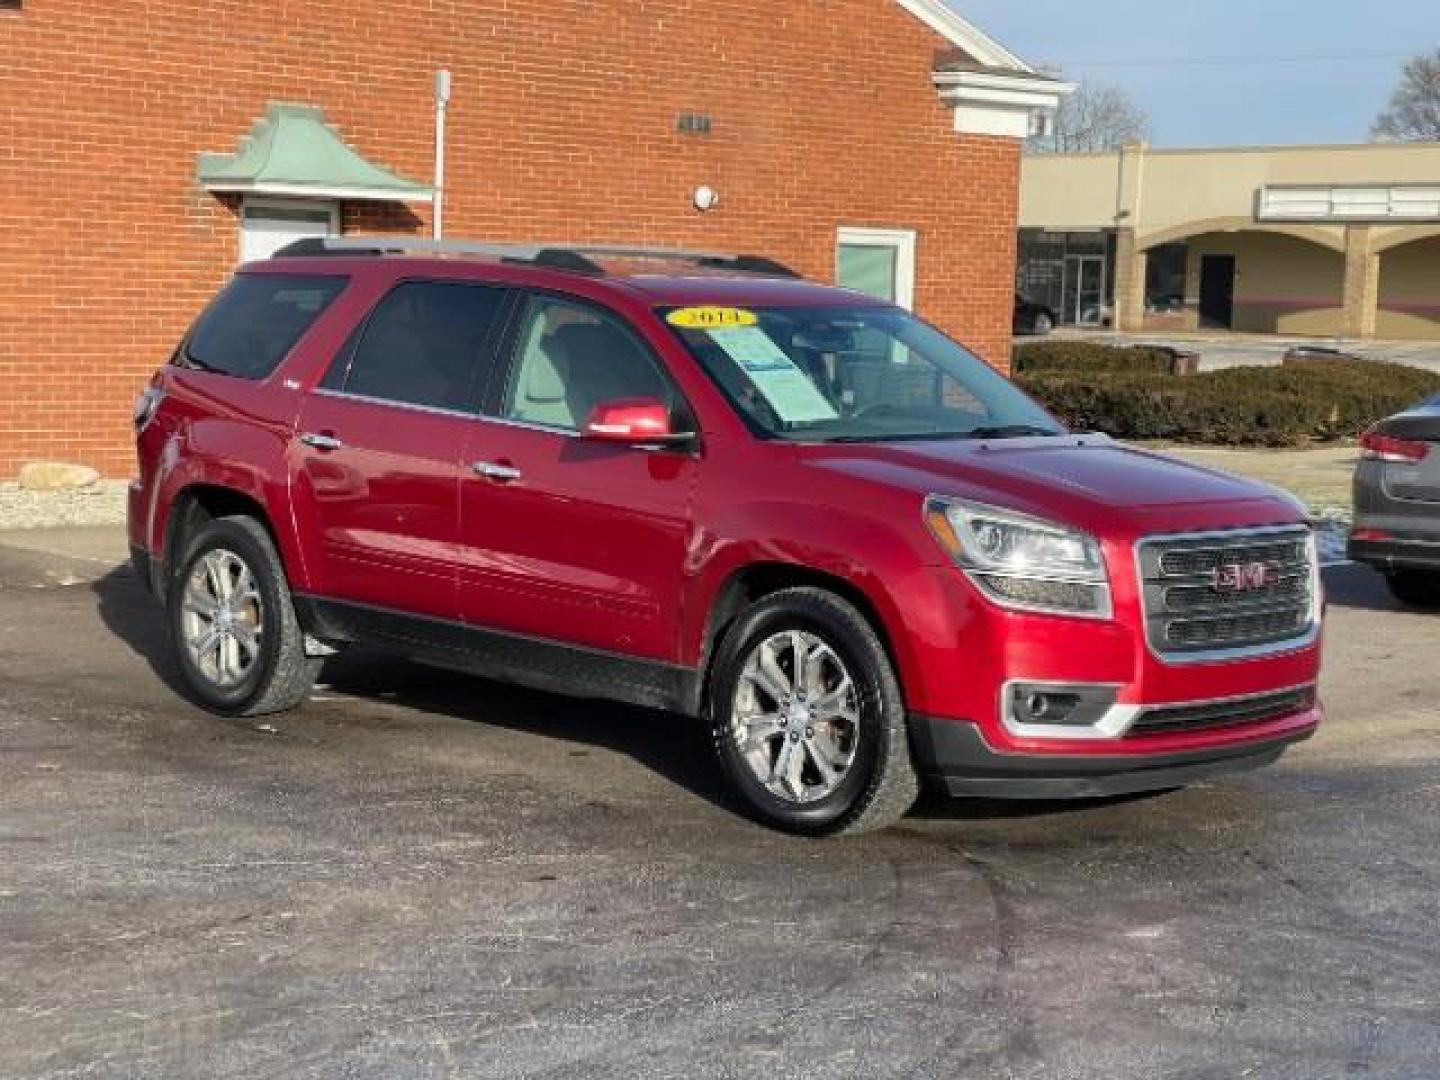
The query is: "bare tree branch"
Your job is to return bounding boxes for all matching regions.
[1372,49,1440,142]
[1028,76,1151,154]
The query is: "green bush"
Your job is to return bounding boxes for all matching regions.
[1016,361,1440,447]
[1013,341,1175,376]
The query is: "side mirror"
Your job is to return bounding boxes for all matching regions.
[582,398,693,447]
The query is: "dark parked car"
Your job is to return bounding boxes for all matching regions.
[1350,395,1440,606]
[1014,294,1055,336]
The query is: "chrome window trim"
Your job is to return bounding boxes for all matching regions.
[310,386,479,422]
[998,679,1318,741]
[1132,524,1321,666]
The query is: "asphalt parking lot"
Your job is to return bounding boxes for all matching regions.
[3,530,1440,1079]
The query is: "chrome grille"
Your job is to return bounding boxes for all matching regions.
[1137,527,1317,660]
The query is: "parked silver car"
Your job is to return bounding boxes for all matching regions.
[1350,395,1440,606]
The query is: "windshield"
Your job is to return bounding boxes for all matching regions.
[664,305,1064,443]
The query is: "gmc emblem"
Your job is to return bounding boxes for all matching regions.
[1211,562,1279,594]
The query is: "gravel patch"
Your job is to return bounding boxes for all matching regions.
[0,480,128,530]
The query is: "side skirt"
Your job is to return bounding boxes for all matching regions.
[292,595,702,716]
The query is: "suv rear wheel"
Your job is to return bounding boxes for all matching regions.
[707,588,918,836]
[168,516,320,716]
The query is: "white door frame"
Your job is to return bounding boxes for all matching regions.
[239,196,340,264]
[836,226,918,310]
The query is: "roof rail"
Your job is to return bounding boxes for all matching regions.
[271,236,800,278]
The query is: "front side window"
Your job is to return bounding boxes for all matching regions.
[665,305,1063,443]
[502,296,676,431]
[329,282,508,411]
[183,274,346,380]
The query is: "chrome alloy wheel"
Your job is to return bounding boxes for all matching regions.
[180,548,264,688]
[731,630,860,804]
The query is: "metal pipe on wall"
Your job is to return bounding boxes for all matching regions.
[434,69,452,241]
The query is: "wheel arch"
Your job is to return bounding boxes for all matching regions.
[690,561,910,715]
[160,484,292,593]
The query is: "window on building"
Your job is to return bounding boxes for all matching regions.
[1145,244,1189,314]
[836,227,917,310]
[331,282,509,412]
[502,296,675,431]
[182,274,346,380]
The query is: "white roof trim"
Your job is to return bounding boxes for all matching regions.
[202,179,435,203]
[934,68,1071,106]
[892,0,1032,71]
[934,69,1070,140]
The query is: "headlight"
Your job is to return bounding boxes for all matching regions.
[924,496,1112,618]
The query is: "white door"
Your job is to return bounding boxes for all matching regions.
[240,199,338,263]
[836,227,917,310]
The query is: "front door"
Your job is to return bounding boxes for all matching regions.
[1064,254,1107,326]
[290,280,511,621]
[240,199,337,263]
[457,293,697,663]
[1199,255,1237,329]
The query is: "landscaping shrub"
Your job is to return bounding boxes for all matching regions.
[1013,341,1175,376]
[1016,361,1440,447]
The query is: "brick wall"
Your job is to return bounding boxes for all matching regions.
[0,0,1020,476]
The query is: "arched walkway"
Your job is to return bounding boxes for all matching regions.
[1118,225,1347,333]
[1378,234,1440,340]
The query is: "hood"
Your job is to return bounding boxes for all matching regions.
[797,434,1303,533]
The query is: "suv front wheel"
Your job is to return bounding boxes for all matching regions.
[708,588,919,836]
[168,516,321,716]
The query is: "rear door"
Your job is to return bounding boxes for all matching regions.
[456,292,698,662]
[291,280,512,621]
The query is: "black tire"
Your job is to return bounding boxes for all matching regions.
[167,515,320,716]
[1032,312,1054,336]
[1385,569,1440,609]
[707,588,918,836]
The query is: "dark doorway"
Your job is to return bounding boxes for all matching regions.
[1199,255,1236,329]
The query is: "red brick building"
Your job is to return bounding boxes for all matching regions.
[0,0,1061,476]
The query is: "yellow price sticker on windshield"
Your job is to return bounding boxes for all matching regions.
[666,306,759,330]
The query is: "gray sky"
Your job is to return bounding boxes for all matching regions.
[950,0,1436,147]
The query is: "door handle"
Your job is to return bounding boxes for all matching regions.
[472,461,522,483]
[300,432,344,452]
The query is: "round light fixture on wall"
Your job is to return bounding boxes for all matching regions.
[693,186,720,212]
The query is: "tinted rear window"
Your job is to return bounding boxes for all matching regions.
[182,274,346,379]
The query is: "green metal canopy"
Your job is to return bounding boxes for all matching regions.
[198,103,433,202]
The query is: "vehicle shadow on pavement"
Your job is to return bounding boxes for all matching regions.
[313,648,746,813]
[1323,563,1404,614]
[91,563,741,813]
[92,564,189,697]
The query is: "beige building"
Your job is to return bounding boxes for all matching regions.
[1019,142,1440,339]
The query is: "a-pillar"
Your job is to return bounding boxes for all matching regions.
[1342,224,1379,340]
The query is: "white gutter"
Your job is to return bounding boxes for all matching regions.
[434,69,452,241]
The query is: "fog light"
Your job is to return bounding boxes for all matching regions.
[1007,682,1120,734]
[1019,691,1081,725]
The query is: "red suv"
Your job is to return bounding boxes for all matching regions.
[129,239,1323,835]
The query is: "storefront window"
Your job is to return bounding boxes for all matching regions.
[1017,231,1115,327]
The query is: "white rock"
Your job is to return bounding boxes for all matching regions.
[17,462,101,492]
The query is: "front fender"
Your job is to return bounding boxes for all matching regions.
[681,498,957,712]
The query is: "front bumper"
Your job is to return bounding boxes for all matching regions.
[909,709,1318,799]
